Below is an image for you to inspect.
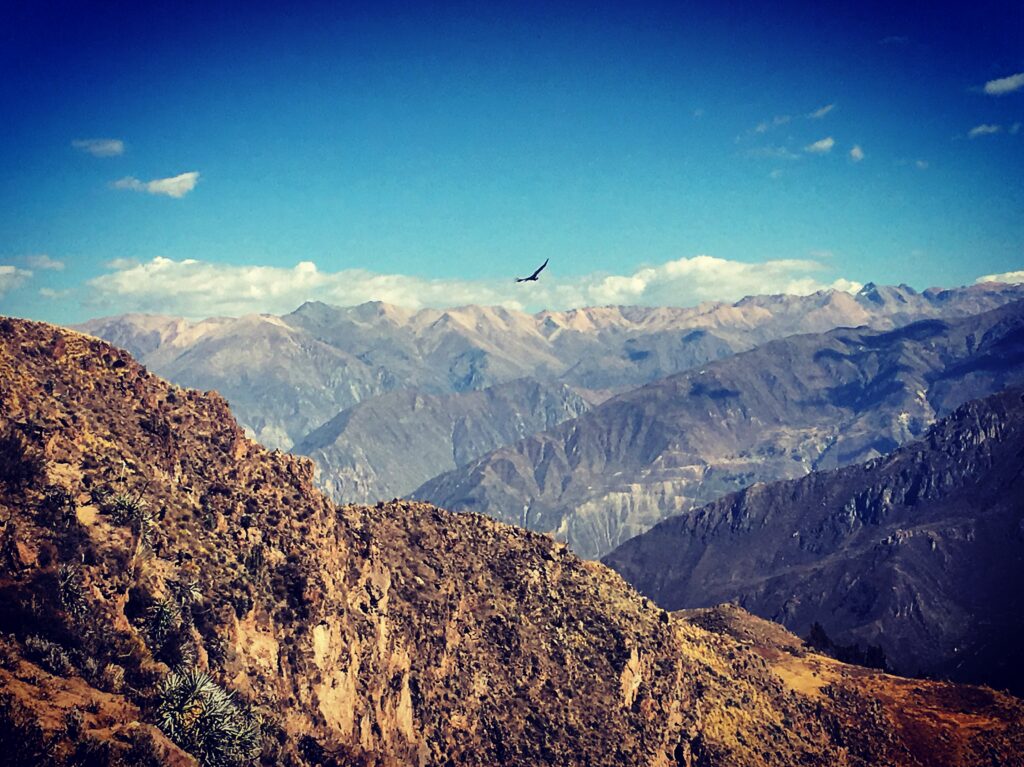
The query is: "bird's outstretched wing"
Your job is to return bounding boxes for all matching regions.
[516,258,549,282]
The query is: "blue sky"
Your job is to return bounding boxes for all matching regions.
[1,0,1022,323]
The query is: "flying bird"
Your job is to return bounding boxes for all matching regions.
[516,258,549,283]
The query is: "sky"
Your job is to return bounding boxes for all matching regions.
[0,0,1022,323]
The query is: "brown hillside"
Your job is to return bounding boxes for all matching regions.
[0,316,1021,766]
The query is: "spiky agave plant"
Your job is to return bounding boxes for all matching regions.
[57,562,87,621]
[104,489,156,578]
[156,668,261,767]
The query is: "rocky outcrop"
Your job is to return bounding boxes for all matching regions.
[294,378,591,503]
[414,301,1024,558]
[604,387,1024,694]
[3,317,1023,765]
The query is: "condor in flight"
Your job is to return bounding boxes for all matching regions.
[516,258,549,283]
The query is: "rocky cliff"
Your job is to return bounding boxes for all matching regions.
[603,387,1024,694]
[414,301,1024,558]
[3,317,1023,765]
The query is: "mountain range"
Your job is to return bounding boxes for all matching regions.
[603,386,1024,694]
[74,282,1024,514]
[2,316,1023,766]
[295,378,591,503]
[77,282,1024,454]
[413,299,1024,558]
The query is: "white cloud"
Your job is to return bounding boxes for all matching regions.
[104,258,141,270]
[72,138,125,157]
[754,115,792,133]
[26,254,64,271]
[849,145,865,161]
[745,146,800,160]
[0,265,31,296]
[808,104,835,119]
[1010,122,1021,135]
[976,269,1024,285]
[983,72,1024,96]
[879,35,909,45]
[85,255,862,318]
[915,159,929,170]
[804,137,835,154]
[968,124,1001,138]
[40,287,72,299]
[113,171,199,198]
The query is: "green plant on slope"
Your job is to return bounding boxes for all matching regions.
[57,563,87,621]
[104,489,156,579]
[155,668,261,767]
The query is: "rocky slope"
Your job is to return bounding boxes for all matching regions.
[413,300,1024,558]
[3,317,1023,766]
[77,282,1024,451]
[294,379,591,504]
[603,387,1024,695]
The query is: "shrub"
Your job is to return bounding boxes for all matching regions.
[39,485,77,529]
[99,663,125,693]
[144,597,197,668]
[168,577,203,610]
[63,707,84,739]
[146,598,182,649]
[57,563,88,621]
[242,544,265,582]
[107,493,151,528]
[88,484,113,508]
[104,492,157,561]
[155,668,261,767]
[23,634,74,676]
[0,427,44,492]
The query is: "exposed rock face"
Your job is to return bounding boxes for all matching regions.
[413,301,1024,558]
[603,387,1024,695]
[3,317,1023,766]
[76,282,1024,452]
[294,379,591,503]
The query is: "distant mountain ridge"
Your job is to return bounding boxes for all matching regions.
[76,282,1024,454]
[412,299,1024,558]
[603,387,1024,694]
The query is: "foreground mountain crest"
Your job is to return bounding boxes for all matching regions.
[1,316,1023,766]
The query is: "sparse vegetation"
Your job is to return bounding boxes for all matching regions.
[39,485,77,530]
[23,634,74,677]
[0,427,45,493]
[155,668,261,767]
[102,488,157,577]
[168,576,203,608]
[106,491,152,533]
[145,597,182,652]
[57,563,88,621]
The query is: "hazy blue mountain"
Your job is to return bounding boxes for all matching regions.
[77,282,1024,452]
[413,300,1024,558]
[294,378,591,503]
